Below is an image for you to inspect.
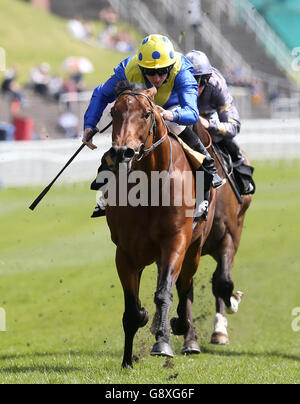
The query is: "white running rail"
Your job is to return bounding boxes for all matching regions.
[1,120,300,187]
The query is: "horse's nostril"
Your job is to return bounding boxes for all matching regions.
[123,148,135,160]
[109,146,135,167]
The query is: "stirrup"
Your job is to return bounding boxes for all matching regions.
[91,196,106,218]
[194,200,209,222]
[91,203,106,218]
[212,174,226,189]
[243,183,255,195]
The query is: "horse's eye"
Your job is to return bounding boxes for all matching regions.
[110,108,115,117]
[144,112,151,120]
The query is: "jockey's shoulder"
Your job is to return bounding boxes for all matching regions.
[179,54,196,76]
[205,68,228,96]
[117,55,135,70]
[211,68,227,88]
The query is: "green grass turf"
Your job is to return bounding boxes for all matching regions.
[0,0,141,86]
[0,161,300,384]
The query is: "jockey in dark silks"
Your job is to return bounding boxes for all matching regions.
[185,50,255,195]
[82,35,224,217]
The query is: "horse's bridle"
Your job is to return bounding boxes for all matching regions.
[116,91,166,162]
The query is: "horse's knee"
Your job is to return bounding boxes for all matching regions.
[123,307,148,336]
[123,292,148,334]
[139,307,149,327]
[170,289,192,336]
[170,316,188,336]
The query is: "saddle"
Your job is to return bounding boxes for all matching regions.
[168,132,206,171]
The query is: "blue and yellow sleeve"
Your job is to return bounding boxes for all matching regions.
[83,60,128,130]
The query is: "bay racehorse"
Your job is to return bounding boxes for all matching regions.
[167,121,253,350]
[104,81,216,368]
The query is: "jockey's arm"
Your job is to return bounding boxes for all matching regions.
[208,111,240,141]
[205,85,240,140]
[199,115,209,129]
[175,72,199,126]
[156,88,199,126]
[83,63,126,149]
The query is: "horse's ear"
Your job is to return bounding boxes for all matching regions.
[146,86,157,100]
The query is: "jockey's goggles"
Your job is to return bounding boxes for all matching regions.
[141,65,174,77]
[195,74,212,87]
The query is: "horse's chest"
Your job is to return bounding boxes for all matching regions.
[108,210,159,257]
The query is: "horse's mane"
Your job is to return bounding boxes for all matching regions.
[115,80,146,97]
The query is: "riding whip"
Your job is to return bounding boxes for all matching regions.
[29,122,112,211]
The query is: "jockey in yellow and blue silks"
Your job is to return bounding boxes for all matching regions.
[82,34,224,218]
[84,35,199,133]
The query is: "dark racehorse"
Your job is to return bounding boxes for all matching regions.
[203,148,253,345]
[104,82,216,368]
[167,121,253,349]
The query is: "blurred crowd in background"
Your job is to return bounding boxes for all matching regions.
[67,7,136,53]
[0,61,87,141]
[0,6,139,142]
[0,5,287,143]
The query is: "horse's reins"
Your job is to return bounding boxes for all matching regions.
[117,91,166,162]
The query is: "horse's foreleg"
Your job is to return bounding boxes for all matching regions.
[151,239,186,358]
[171,242,202,355]
[116,248,149,368]
[151,264,174,357]
[211,235,243,345]
[150,261,162,336]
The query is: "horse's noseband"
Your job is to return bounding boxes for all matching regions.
[116,91,166,162]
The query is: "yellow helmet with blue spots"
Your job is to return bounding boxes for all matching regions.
[137,34,176,69]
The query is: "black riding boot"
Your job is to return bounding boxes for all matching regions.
[221,138,244,167]
[90,149,114,218]
[90,149,114,191]
[179,127,225,189]
[220,138,255,195]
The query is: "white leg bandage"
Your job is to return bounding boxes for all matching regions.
[213,313,228,336]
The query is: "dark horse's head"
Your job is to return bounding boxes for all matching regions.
[107,80,158,172]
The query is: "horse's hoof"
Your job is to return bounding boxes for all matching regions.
[226,291,244,315]
[150,342,174,358]
[170,317,188,336]
[211,332,229,345]
[182,341,201,355]
[122,360,133,369]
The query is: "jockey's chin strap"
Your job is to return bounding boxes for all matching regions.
[117,91,166,162]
